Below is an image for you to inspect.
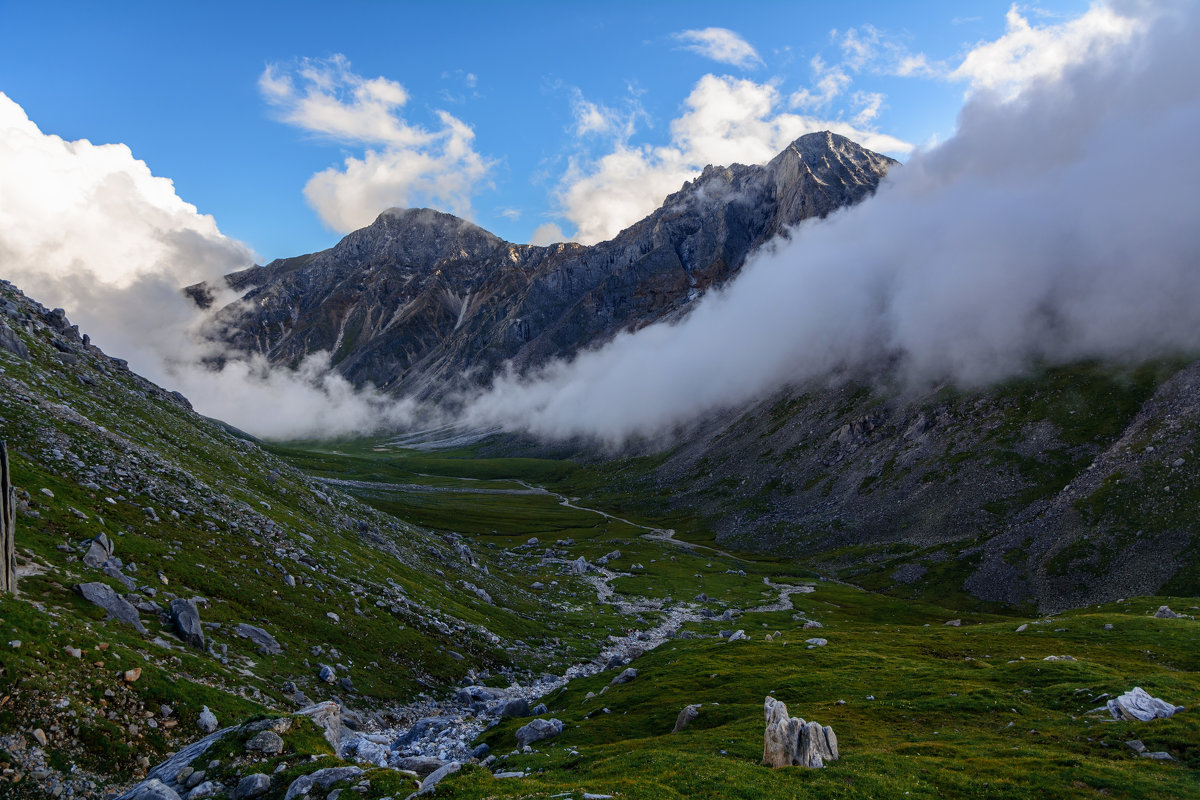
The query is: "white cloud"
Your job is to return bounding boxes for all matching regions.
[0,91,418,440]
[557,74,912,244]
[788,56,852,110]
[569,89,639,139]
[262,55,491,233]
[951,2,1141,97]
[529,222,565,246]
[462,1,1199,444]
[673,27,764,68]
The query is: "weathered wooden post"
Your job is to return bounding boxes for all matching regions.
[1,441,15,594]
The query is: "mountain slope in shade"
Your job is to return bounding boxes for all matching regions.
[197,132,897,397]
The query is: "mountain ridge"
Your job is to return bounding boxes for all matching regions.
[195,131,897,398]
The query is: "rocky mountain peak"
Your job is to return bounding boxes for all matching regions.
[201,134,897,396]
[325,206,507,273]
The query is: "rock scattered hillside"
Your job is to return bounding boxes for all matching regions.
[580,359,1200,612]
[195,132,896,397]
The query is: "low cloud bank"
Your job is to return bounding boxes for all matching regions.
[0,92,416,440]
[463,1,1200,444]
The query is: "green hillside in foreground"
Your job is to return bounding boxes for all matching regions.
[0,278,1197,799]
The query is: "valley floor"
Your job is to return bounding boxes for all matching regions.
[4,434,1199,799]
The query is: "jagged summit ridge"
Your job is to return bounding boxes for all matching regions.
[200,133,897,397]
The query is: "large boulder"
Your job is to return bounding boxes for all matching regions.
[673,704,700,733]
[244,730,284,756]
[122,780,182,800]
[169,599,205,649]
[498,698,530,718]
[231,774,271,800]
[296,701,345,757]
[515,718,563,747]
[609,667,637,686]
[282,767,362,800]
[74,582,146,633]
[417,762,460,794]
[762,696,838,768]
[1106,687,1186,721]
[82,532,114,568]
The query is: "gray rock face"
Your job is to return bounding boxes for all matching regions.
[515,718,563,747]
[318,664,337,683]
[74,582,146,633]
[1154,605,1182,619]
[762,696,838,768]
[234,623,282,655]
[0,322,29,361]
[1106,687,1185,721]
[231,774,271,800]
[169,599,205,649]
[197,133,895,401]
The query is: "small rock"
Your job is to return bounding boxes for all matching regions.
[1153,605,1182,619]
[124,667,142,683]
[318,664,337,684]
[1015,624,1028,632]
[32,728,47,746]
[805,638,828,647]
[944,619,962,627]
[802,621,822,629]
[727,630,747,642]
[1126,740,1146,753]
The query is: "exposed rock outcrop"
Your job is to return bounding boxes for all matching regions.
[1,441,14,594]
[762,696,838,768]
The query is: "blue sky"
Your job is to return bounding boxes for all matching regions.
[2,0,1092,262]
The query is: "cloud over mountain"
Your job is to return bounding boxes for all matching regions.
[465,0,1200,443]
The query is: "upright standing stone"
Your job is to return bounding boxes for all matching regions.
[761,696,839,769]
[1,441,15,595]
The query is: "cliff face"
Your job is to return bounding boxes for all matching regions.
[198,132,897,397]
